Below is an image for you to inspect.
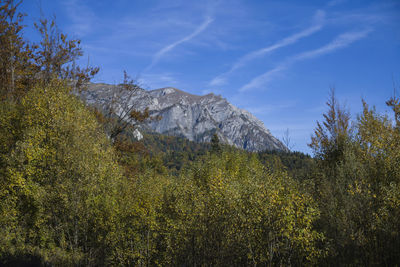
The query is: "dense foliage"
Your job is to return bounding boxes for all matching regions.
[1,1,399,266]
[309,91,400,265]
[0,81,125,265]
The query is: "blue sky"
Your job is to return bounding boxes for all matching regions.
[20,0,400,153]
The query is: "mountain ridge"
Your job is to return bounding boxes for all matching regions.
[81,83,287,152]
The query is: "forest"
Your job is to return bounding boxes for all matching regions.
[0,1,399,266]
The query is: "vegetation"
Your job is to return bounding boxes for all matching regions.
[309,90,400,265]
[0,1,399,266]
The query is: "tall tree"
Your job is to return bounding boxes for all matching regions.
[0,0,33,100]
[0,0,99,101]
[32,17,99,90]
[0,80,125,265]
[310,88,351,164]
[309,88,400,265]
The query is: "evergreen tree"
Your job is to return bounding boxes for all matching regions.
[210,132,221,153]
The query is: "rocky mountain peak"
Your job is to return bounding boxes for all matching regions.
[81,83,287,152]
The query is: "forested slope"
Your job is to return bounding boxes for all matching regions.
[1,1,399,266]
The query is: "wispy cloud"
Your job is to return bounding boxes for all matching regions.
[238,65,286,92]
[209,10,326,86]
[239,29,372,92]
[295,29,371,60]
[145,17,214,71]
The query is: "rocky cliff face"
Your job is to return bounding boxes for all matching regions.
[82,83,287,152]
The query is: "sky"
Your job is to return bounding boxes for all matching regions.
[20,0,400,154]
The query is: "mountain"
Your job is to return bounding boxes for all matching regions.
[81,83,287,152]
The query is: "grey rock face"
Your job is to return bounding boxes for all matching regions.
[132,129,143,141]
[81,84,287,152]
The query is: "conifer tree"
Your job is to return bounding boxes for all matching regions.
[210,132,221,153]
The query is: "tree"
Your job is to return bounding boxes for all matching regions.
[310,88,351,163]
[281,128,294,151]
[91,71,159,143]
[308,88,364,264]
[0,0,34,100]
[354,96,400,264]
[308,88,400,265]
[32,17,99,90]
[157,151,324,266]
[210,132,221,153]
[0,0,99,101]
[386,93,400,129]
[0,80,125,265]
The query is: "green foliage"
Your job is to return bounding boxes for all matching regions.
[211,132,222,153]
[257,150,315,181]
[118,131,212,173]
[0,80,124,265]
[309,92,400,265]
[157,152,324,266]
[310,88,352,164]
[121,130,311,176]
[2,1,400,266]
